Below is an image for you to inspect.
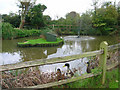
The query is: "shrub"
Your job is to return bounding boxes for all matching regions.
[2,23,42,39]
[2,23,15,39]
[13,29,42,38]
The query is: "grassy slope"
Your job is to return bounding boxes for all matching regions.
[18,38,63,45]
[55,67,119,88]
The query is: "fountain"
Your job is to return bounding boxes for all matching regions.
[77,17,82,38]
[64,17,95,41]
[64,36,95,41]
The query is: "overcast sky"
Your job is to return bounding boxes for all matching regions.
[0,0,119,20]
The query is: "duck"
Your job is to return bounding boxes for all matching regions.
[63,63,74,78]
[86,62,91,73]
[56,68,62,81]
[56,68,68,81]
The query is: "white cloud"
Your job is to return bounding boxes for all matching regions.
[0,0,19,14]
[0,0,119,19]
[39,0,93,19]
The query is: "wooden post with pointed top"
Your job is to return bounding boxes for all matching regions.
[99,41,108,85]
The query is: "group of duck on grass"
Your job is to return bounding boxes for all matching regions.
[1,61,92,89]
[3,50,119,89]
[57,62,91,81]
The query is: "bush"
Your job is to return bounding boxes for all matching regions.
[2,23,15,39]
[2,23,42,39]
[54,28,62,36]
[2,23,57,40]
[14,29,42,38]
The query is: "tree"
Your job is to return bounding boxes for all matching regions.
[65,11,80,25]
[2,13,20,28]
[92,4,118,35]
[43,15,52,25]
[92,0,100,15]
[29,4,47,29]
[18,0,37,29]
[117,1,120,26]
[80,11,93,35]
[101,1,112,8]
[57,17,66,25]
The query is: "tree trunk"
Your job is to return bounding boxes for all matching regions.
[19,19,25,29]
[19,3,27,30]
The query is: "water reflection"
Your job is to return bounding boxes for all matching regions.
[1,36,118,65]
[19,47,57,61]
[47,39,93,59]
[47,41,83,58]
[0,52,22,65]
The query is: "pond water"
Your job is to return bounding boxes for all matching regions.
[1,35,118,73]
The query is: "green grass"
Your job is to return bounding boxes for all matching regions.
[54,67,119,88]
[18,38,63,45]
[17,38,64,47]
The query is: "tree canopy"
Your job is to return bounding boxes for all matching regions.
[28,4,47,29]
[1,1,120,36]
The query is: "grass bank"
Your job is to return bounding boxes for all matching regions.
[55,67,119,88]
[17,38,64,47]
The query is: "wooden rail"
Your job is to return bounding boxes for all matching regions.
[108,43,120,51]
[48,25,79,26]
[26,73,102,88]
[0,42,120,88]
[0,50,102,72]
[24,62,119,88]
[1,43,119,72]
[48,24,79,31]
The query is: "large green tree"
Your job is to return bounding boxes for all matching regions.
[65,11,80,25]
[92,4,118,35]
[2,13,20,28]
[43,15,52,25]
[80,11,94,35]
[18,0,37,29]
[29,4,47,29]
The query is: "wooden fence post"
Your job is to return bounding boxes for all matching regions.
[52,24,55,30]
[99,41,108,85]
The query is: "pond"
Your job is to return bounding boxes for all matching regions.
[0,35,118,73]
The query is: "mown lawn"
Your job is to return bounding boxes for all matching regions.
[54,67,119,88]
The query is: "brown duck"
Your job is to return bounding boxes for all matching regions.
[86,62,91,73]
[63,63,74,78]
